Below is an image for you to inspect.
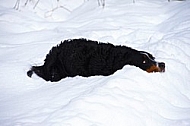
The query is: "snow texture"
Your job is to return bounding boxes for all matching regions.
[0,0,190,126]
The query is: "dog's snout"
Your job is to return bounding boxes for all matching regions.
[158,62,165,72]
[159,62,165,68]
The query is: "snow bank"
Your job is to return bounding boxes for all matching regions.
[0,0,190,126]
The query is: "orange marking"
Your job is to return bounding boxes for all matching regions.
[146,65,161,73]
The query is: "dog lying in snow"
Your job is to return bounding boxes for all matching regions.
[27,38,165,82]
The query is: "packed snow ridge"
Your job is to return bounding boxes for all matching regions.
[0,0,190,126]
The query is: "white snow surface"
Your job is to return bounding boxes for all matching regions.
[0,0,190,126]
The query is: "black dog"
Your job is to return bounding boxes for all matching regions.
[27,38,165,82]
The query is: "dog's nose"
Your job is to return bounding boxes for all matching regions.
[158,62,165,72]
[159,62,165,68]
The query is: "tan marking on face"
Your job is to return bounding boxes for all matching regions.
[146,65,161,73]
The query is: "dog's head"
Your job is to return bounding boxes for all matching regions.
[132,51,165,73]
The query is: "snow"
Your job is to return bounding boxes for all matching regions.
[0,0,190,126]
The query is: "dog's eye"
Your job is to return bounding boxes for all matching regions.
[143,60,146,64]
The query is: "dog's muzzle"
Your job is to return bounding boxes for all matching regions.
[157,62,165,72]
[146,62,165,73]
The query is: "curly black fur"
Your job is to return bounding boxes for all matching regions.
[27,38,165,82]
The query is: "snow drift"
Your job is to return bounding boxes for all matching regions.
[0,0,190,126]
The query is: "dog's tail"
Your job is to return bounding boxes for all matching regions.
[27,67,34,77]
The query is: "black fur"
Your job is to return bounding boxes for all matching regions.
[27,38,165,82]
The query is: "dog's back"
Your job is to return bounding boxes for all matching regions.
[53,39,133,77]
